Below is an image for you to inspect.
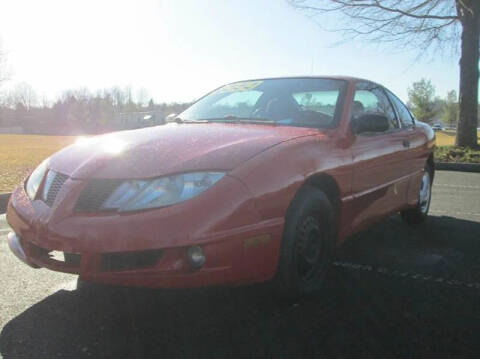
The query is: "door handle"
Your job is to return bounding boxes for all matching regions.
[402,140,410,148]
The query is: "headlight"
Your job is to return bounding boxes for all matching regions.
[101,172,225,211]
[25,159,49,200]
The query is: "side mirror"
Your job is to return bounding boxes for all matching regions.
[352,114,390,134]
[165,113,178,123]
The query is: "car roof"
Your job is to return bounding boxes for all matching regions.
[227,75,371,84]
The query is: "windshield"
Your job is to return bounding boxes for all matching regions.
[179,78,347,128]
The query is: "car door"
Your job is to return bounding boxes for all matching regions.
[385,89,426,207]
[349,81,411,231]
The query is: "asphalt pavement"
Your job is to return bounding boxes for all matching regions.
[1,170,480,359]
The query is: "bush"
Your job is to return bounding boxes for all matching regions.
[435,146,480,164]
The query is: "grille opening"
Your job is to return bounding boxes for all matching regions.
[75,179,123,212]
[101,250,163,272]
[63,252,82,267]
[29,243,81,267]
[44,171,69,207]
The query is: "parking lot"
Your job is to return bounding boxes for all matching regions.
[1,170,479,359]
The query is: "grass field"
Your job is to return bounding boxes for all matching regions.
[0,134,75,193]
[435,131,456,146]
[435,130,480,146]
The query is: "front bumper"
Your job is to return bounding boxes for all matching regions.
[6,177,285,289]
[7,231,30,265]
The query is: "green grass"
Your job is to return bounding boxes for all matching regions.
[0,134,75,193]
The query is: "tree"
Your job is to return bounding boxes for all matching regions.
[0,43,9,86]
[110,86,126,111]
[443,90,459,127]
[408,79,437,123]
[136,87,150,107]
[289,0,479,148]
[0,44,10,109]
[8,82,37,110]
[147,99,155,110]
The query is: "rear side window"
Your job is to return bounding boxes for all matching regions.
[353,82,399,131]
[386,90,415,128]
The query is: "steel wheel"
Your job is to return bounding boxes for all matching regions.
[401,164,433,225]
[295,216,325,283]
[419,170,431,214]
[275,186,335,298]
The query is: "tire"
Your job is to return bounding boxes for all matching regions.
[401,164,433,225]
[275,185,336,298]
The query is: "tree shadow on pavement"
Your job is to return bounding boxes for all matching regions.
[1,215,480,359]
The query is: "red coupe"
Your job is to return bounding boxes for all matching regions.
[6,77,435,296]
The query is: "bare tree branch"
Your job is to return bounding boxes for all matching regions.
[0,46,9,85]
[327,0,458,20]
[289,0,479,148]
[289,0,461,52]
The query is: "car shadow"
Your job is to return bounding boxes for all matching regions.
[1,215,480,359]
[337,215,480,283]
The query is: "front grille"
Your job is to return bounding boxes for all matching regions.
[44,172,69,206]
[101,250,163,272]
[75,179,123,212]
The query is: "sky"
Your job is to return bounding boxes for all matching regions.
[0,0,460,104]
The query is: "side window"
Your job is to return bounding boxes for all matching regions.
[353,82,399,131]
[386,90,415,128]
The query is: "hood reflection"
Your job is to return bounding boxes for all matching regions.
[75,136,127,155]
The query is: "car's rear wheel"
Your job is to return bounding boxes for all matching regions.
[401,164,433,225]
[275,186,335,298]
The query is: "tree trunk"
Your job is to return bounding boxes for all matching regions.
[456,1,480,148]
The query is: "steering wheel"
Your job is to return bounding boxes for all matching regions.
[299,110,333,126]
[251,106,266,119]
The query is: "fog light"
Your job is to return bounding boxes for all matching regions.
[187,245,205,269]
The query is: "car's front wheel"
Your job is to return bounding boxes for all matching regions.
[401,164,433,225]
[275,186,335,298]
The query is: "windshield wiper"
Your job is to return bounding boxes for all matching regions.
[172,117,209,124]
[174,115,277,125]
[198,115,277,125]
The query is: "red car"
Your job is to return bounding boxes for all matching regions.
[6,77,435,296]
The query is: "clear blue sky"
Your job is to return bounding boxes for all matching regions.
[0,0,459,104]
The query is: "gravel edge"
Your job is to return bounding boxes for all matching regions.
[435,162,480,173]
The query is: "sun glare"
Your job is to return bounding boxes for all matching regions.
[101,138,127,155]
[75,135,126,155]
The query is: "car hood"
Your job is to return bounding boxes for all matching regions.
[48,123,318,179]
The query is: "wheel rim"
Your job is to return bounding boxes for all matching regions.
[419,170,431,214]
[295,216,325,283]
